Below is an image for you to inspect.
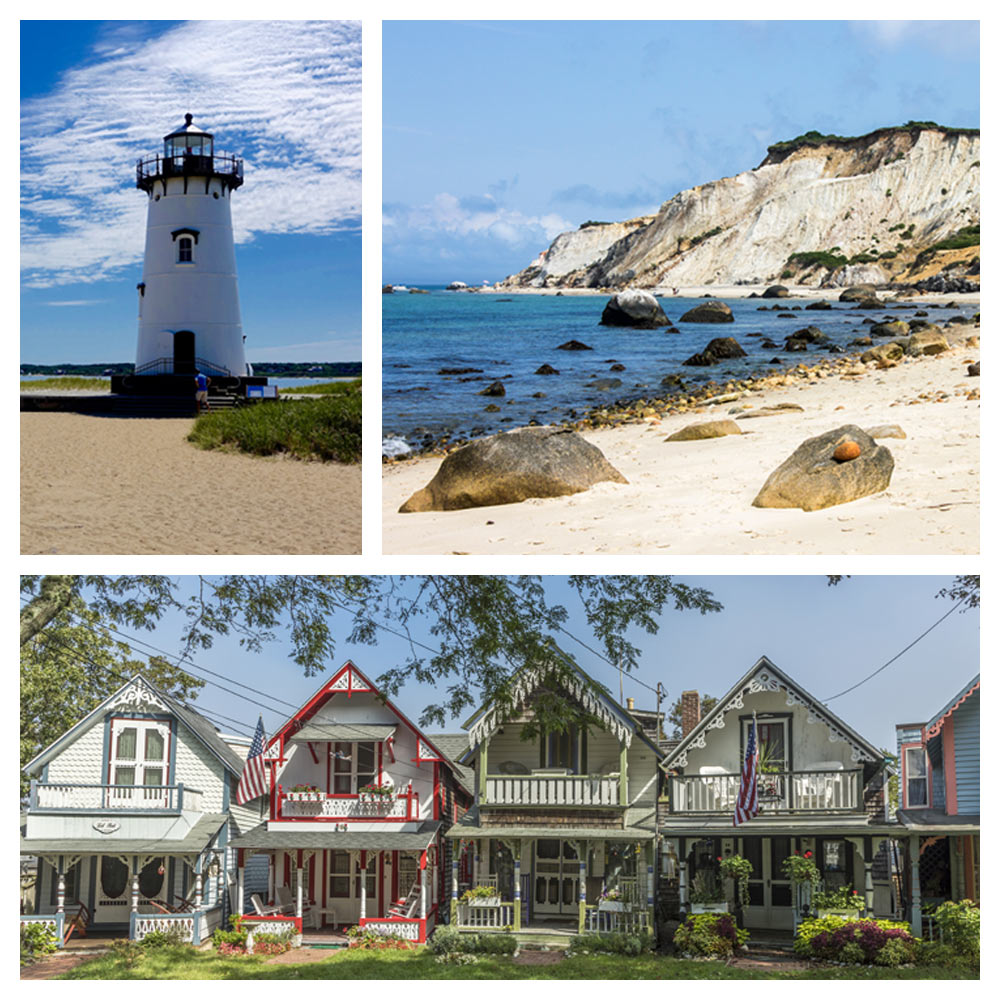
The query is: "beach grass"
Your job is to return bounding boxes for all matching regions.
[282,380,360,394]
[187,380,361,463]
[55,946,978,980]
[20,377,111,392]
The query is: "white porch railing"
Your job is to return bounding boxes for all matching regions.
[30,782,202,813]
[585,906,649,935]
[278,793,416,821]
[485,773,620,806]
[669,769,862,813]
[131,913,196,943]
[456,902,515,928]
[20,913,65,949]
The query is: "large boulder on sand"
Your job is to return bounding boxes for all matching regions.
[398,427,628,512]
[752,425,894,511]
[839,284,878,302]
[682,337,747,367]
[762,285,789,298]
[679,300,734,323]
[905,327,949,356]
[600,289,669,328]
[666,419,742,442]
[860,343,903,364]
[870,320,909,339]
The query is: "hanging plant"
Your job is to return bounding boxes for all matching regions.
[719,855,754,908]
[781,851,821,887]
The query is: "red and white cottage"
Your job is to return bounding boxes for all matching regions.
[228,661,472,943]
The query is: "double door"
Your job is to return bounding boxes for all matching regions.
[742,837,795,930]
[533,839,579,917]
[94,855,166,923]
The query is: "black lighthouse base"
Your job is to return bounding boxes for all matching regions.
[111,373,268,397]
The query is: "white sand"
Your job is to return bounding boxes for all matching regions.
[383,339,979,555]
[21,414,361,554]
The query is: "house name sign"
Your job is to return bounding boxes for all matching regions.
[93,820,121,835]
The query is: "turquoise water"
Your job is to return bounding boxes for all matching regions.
[382,289,978,452]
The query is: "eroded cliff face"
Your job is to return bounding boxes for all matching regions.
[500,127,979,289]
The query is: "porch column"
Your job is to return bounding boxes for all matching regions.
[863,837,874,917]
[513,840,522,932]
[619,740,629,807]
[269,853,276,903]
[909,835,922,936]
[132,859,140,914]
[450,844,459,923]
[646,841,655,929]
[578,842,587,934]
[359,851,367,921]
[478,740,488,804]
[237,850,245,916]
[296,855,304,921]
[419,856,427,920]
[194,857,203,910]
[56,859,66,914]
[678,857,689,915]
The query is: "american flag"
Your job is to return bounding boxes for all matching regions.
[733,715,759,826]
[236,716,267,805]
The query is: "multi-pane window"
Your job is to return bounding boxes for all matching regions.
[329,851,351,897]
[540,726,587,773]
[332,741,377,793]
[177,237,193,263]
[109,720,169,789]
[905,746,929,807]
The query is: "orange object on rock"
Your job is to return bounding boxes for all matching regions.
[833,441,861,462]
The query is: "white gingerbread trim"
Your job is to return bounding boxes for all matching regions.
[109,677,168,713]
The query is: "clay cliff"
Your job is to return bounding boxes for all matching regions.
[500,124,980,290]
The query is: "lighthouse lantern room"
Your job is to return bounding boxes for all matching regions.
[114,113,265,397]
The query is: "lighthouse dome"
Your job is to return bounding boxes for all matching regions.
[164,113,214,158]
[137,113,243,193]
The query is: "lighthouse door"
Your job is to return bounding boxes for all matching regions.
[174,331,195,374]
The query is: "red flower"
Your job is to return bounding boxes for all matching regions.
[853,890,859,895]
[793,850,799,855]
[717,856,722,861]
[804,851,813,858]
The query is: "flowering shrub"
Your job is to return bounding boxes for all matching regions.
[718,855,754,907]
[346,926,417,950]
[19,923,58,966]
[813,885,865,911]
[429,925,516,955]
[600,887,623,901]
[213,914,248,951]
[794,916,917,965]
[569,931,653,956]
[932,899,979,959]
[674,913,749,957]
[217,942,248,957]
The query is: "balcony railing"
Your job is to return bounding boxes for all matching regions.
[136,152,243,191]
[275,784,419,822]
[669,769,863,814]
[29,782,202,813]
[484,772,621,807]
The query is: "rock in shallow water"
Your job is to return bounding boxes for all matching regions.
[398,427,628,512]
[679,300,735,323]
[600,289,670,328]
[752,424,893,511]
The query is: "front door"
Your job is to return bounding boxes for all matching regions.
[94,856,167,923]
[742,837,795,930]
[174,330,195,374]
[533,839,578,919]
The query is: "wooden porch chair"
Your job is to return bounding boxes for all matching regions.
[250,893,282,917]
[63,901,90,944]
[275,885,318,928]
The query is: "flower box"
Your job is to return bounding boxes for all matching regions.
[691,902,729,915]
[816,907,865,919]
[598,900,625,912]
[469,896,501,907]
[286,791,324,802]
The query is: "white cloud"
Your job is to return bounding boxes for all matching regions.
[21,20,361,288]
[43,300,109,307]
[383,192,571,247]
[850,20,979,55]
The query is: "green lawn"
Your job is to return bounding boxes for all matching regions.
[57,946,978,980]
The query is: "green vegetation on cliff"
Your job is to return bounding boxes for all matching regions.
[767,121,980,157]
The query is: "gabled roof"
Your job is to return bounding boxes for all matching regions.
[661,656,884,769]
[460,647,664,758]
[925,674,979,739]
[265,660,472,794]
[23,674,244,778]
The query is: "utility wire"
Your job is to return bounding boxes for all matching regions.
[824,598,967,702]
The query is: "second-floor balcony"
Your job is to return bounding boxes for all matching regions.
[275,783,420,822]
[669,768,863,814]
[29,781,203,814]
[484,771,622,808]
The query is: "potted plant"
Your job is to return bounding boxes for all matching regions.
[598,887,625,912]
[461,885,501,907]
[689,869,727,914]
[756,740,786,801]
[782,850,821,916]
[813,885,866,918]
[286,784,324,802]
[358,783,396,807]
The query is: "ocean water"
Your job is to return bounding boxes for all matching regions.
[382,289,978,453]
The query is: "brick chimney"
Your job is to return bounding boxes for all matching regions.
[681,690,701,737]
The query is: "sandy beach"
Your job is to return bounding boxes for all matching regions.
[21,414,361,554]
[383,331,979,556]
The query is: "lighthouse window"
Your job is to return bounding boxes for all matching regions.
[178,237,193,263]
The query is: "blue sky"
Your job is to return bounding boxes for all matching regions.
[383,20,980,285]
[20,20,361,365]
[83,576,979,757]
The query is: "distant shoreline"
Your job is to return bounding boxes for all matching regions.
[20,361,362,377]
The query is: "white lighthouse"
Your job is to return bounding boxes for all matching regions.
[120,113,263,396]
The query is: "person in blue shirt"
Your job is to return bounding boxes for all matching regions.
[194,370,211,413]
